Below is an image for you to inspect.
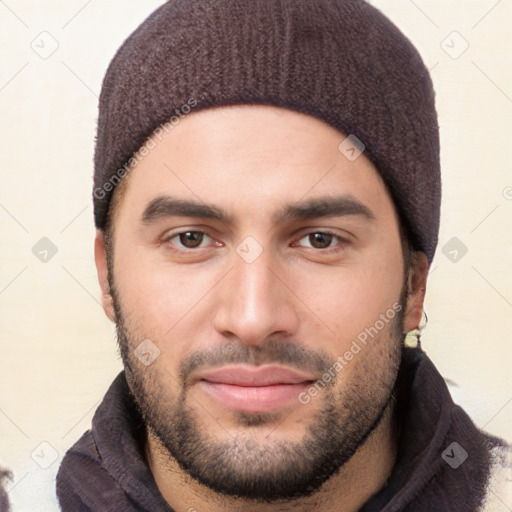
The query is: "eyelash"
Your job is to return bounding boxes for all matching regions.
[162,230,349,254]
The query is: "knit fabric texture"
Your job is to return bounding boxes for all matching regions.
[93,0,441,263]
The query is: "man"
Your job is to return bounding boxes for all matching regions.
[56,0,507,511]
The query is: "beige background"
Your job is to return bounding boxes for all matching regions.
[0,1,511,510]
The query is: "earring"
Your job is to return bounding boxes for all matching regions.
[404,310,428,349]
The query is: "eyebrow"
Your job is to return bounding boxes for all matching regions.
[141,194,375,225]
[142,196,232,224]
[273,195,375,224]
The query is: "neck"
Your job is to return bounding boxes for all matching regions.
[145,399,398,512]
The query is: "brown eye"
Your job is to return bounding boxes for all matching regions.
[307,233,334,249]
[294,231,349,253]
[170,231,208,249]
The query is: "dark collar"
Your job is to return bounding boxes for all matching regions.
[90,372,174,511]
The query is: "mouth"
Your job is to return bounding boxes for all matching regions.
[195,365,316,413]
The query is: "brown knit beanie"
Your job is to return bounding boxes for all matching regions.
[93,0,441,263]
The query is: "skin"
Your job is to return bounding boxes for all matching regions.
[95,105,428,512]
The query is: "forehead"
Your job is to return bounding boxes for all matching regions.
[110,105,396,226]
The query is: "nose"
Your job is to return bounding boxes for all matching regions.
[212,248,300,347]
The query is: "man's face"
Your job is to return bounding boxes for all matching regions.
[97,105,419,501]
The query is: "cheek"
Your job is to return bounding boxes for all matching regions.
[301,252,403,350]
[112,243,216,343]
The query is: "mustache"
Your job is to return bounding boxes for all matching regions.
[178,339,333,384]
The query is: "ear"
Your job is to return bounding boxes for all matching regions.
[403,251,429,333]
[94,230,116,323]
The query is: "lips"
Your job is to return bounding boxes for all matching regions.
[198,365,314,386]
[195,365,315,413]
